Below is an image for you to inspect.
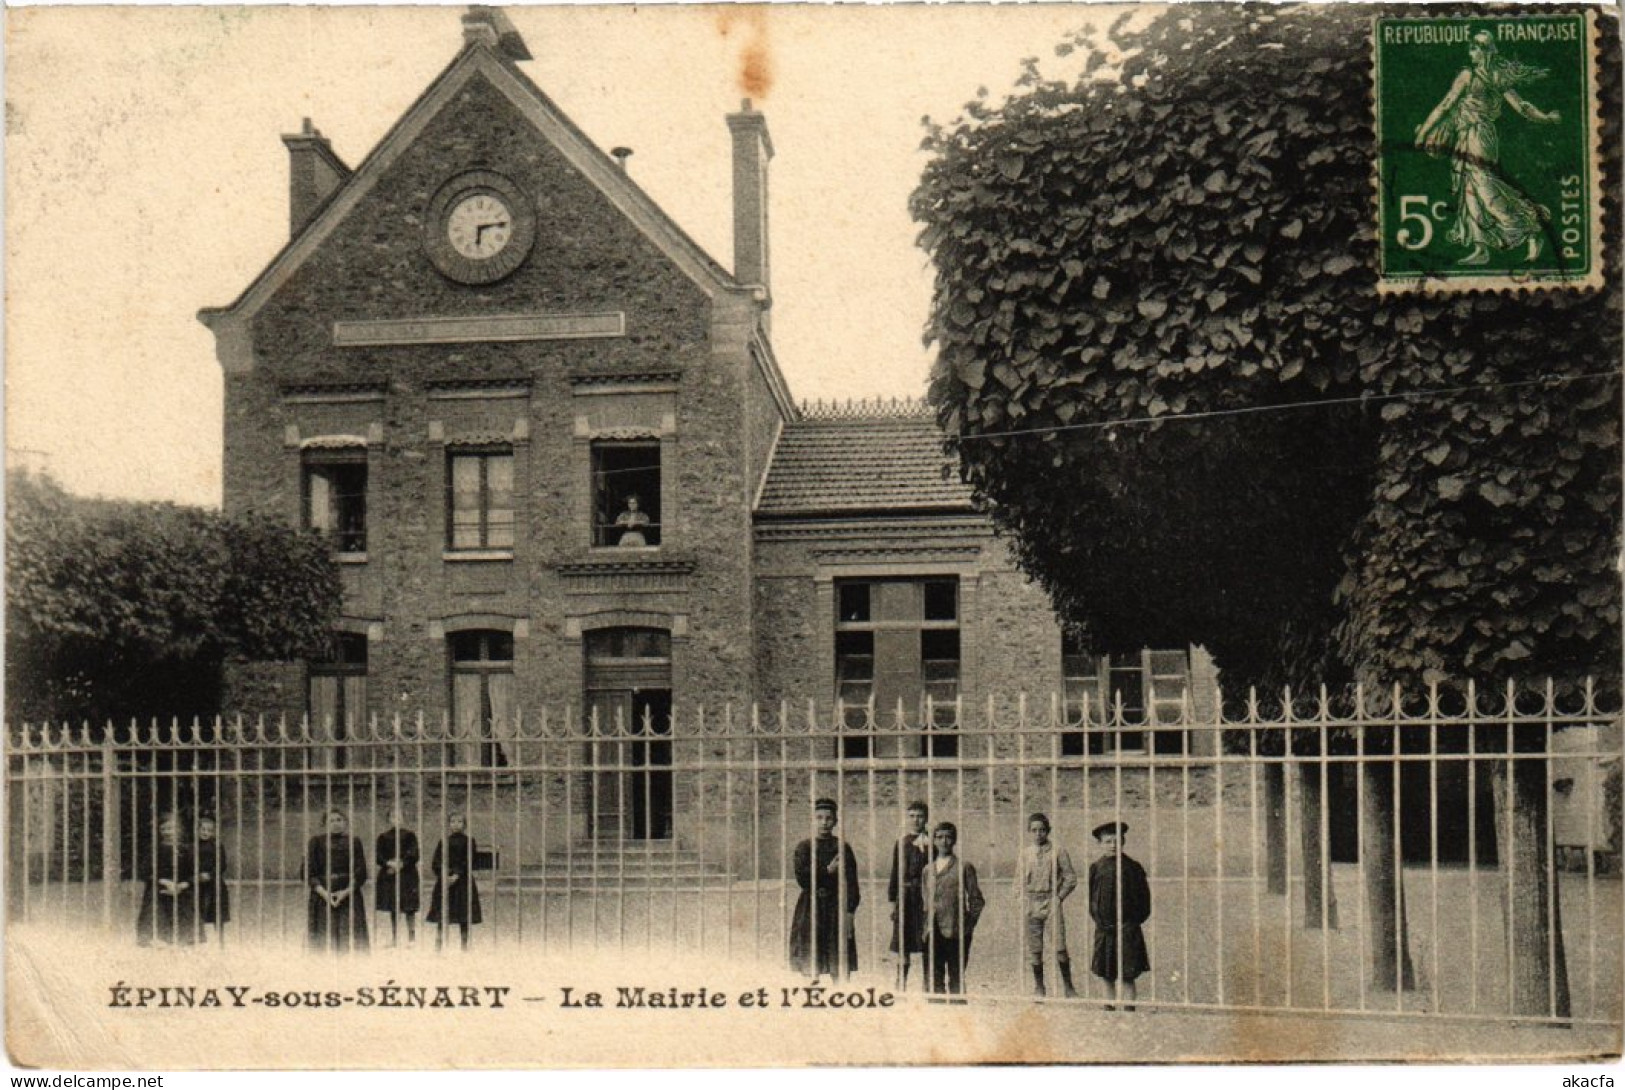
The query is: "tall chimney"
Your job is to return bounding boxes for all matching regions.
[726,98,773,302]
[281,118,351,237]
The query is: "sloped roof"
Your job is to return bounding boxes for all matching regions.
[756,410,975,518]
[200,43,737,327]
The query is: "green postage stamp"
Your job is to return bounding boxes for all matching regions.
[1374,11,1602,293]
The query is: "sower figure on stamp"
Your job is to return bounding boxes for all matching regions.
[1089,821,1151,1010]
[886,800,931,989]
[789,797,860,982]
[136,811,197,947]
[375,810,421,947]
[921,821,984,998]
[427,811,483,951]
[194,813,230,945]
[1414,30,1561,266]
[1018,812,1078,998]
[304,809,369,953]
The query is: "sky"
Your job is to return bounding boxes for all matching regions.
[4,3,1114,507]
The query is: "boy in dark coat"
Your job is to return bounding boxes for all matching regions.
[885,800,930,988]
[427,811,483,950]
[375,811,421,947]
[194,814,230,943]
[789,797,860,981]
[1088,821,1151,1009]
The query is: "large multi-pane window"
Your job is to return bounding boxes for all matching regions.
[302,450,367,554]
[835,577,960,758]
[449,630,515,767]
[592,441,661,547]
[1062,636,1189,756]
[308,632,367,769]
[447,448,514,551]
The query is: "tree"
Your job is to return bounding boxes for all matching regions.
[6,471,342,724]
[913,5,1619,1015]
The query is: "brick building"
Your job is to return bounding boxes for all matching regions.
[199,9,1215,844]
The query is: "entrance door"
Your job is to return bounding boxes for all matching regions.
[628,691,673,841]
[584,628,674,841]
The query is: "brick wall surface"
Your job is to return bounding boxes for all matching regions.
[226,74,762,720]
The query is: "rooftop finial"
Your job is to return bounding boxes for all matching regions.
[462,6,532,61]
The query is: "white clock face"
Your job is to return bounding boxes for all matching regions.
[446,193,514,259]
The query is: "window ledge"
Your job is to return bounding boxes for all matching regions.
[443,549,515,562]
[336,552,369,565]
[591,545,662,554]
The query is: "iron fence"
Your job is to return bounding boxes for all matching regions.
[6,683,1620,1026]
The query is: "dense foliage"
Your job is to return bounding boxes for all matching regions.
[6,473,341,722]
[912,4,1621,694]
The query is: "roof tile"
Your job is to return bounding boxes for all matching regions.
[756,416,974,516]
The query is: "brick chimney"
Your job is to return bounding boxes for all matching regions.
[726,98,773,301]
[280,118,351,237]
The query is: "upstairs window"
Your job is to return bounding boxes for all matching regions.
[593,441,661,547]
[447,448,514,551]
[303,450,367,554]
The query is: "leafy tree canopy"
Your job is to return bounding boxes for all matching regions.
[6,472,341,722]
[913,4,1620,696]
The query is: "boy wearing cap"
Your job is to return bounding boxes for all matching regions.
[1088,821,1151,1009]
[1017,812,1078,997]
[790,797,861,982]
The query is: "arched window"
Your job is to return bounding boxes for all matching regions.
[449,630,515,767]
[308,632,368,769]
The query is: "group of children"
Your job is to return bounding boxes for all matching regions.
[134,808,484,953]
[139,798,1151,1004]
[795,799,1151,1007]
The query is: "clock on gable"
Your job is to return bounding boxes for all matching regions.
[424,170,536,284]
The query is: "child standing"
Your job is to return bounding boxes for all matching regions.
[194,814,230,945]
[1088,821,1151,1009]
[1017,812,1078,997]
[375,811,421,947]
[920,821,984,997]
[885,800,930,988]
[427,811,483,950]
[788,797,860,982]
[135,811,197,947]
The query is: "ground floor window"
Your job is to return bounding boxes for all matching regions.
[308,632,367,769]
[1063,637,1188,756]
[835,577,959,758]
[450,630,515,767]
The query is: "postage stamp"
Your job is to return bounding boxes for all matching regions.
[1374,11,1603,293]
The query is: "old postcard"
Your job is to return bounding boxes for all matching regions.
[5,2,1621,1071]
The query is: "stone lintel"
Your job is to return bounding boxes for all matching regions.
[332,311,625,347]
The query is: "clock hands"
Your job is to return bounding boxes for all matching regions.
[474,221,509,246]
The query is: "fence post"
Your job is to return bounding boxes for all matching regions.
[101,734,119,930]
